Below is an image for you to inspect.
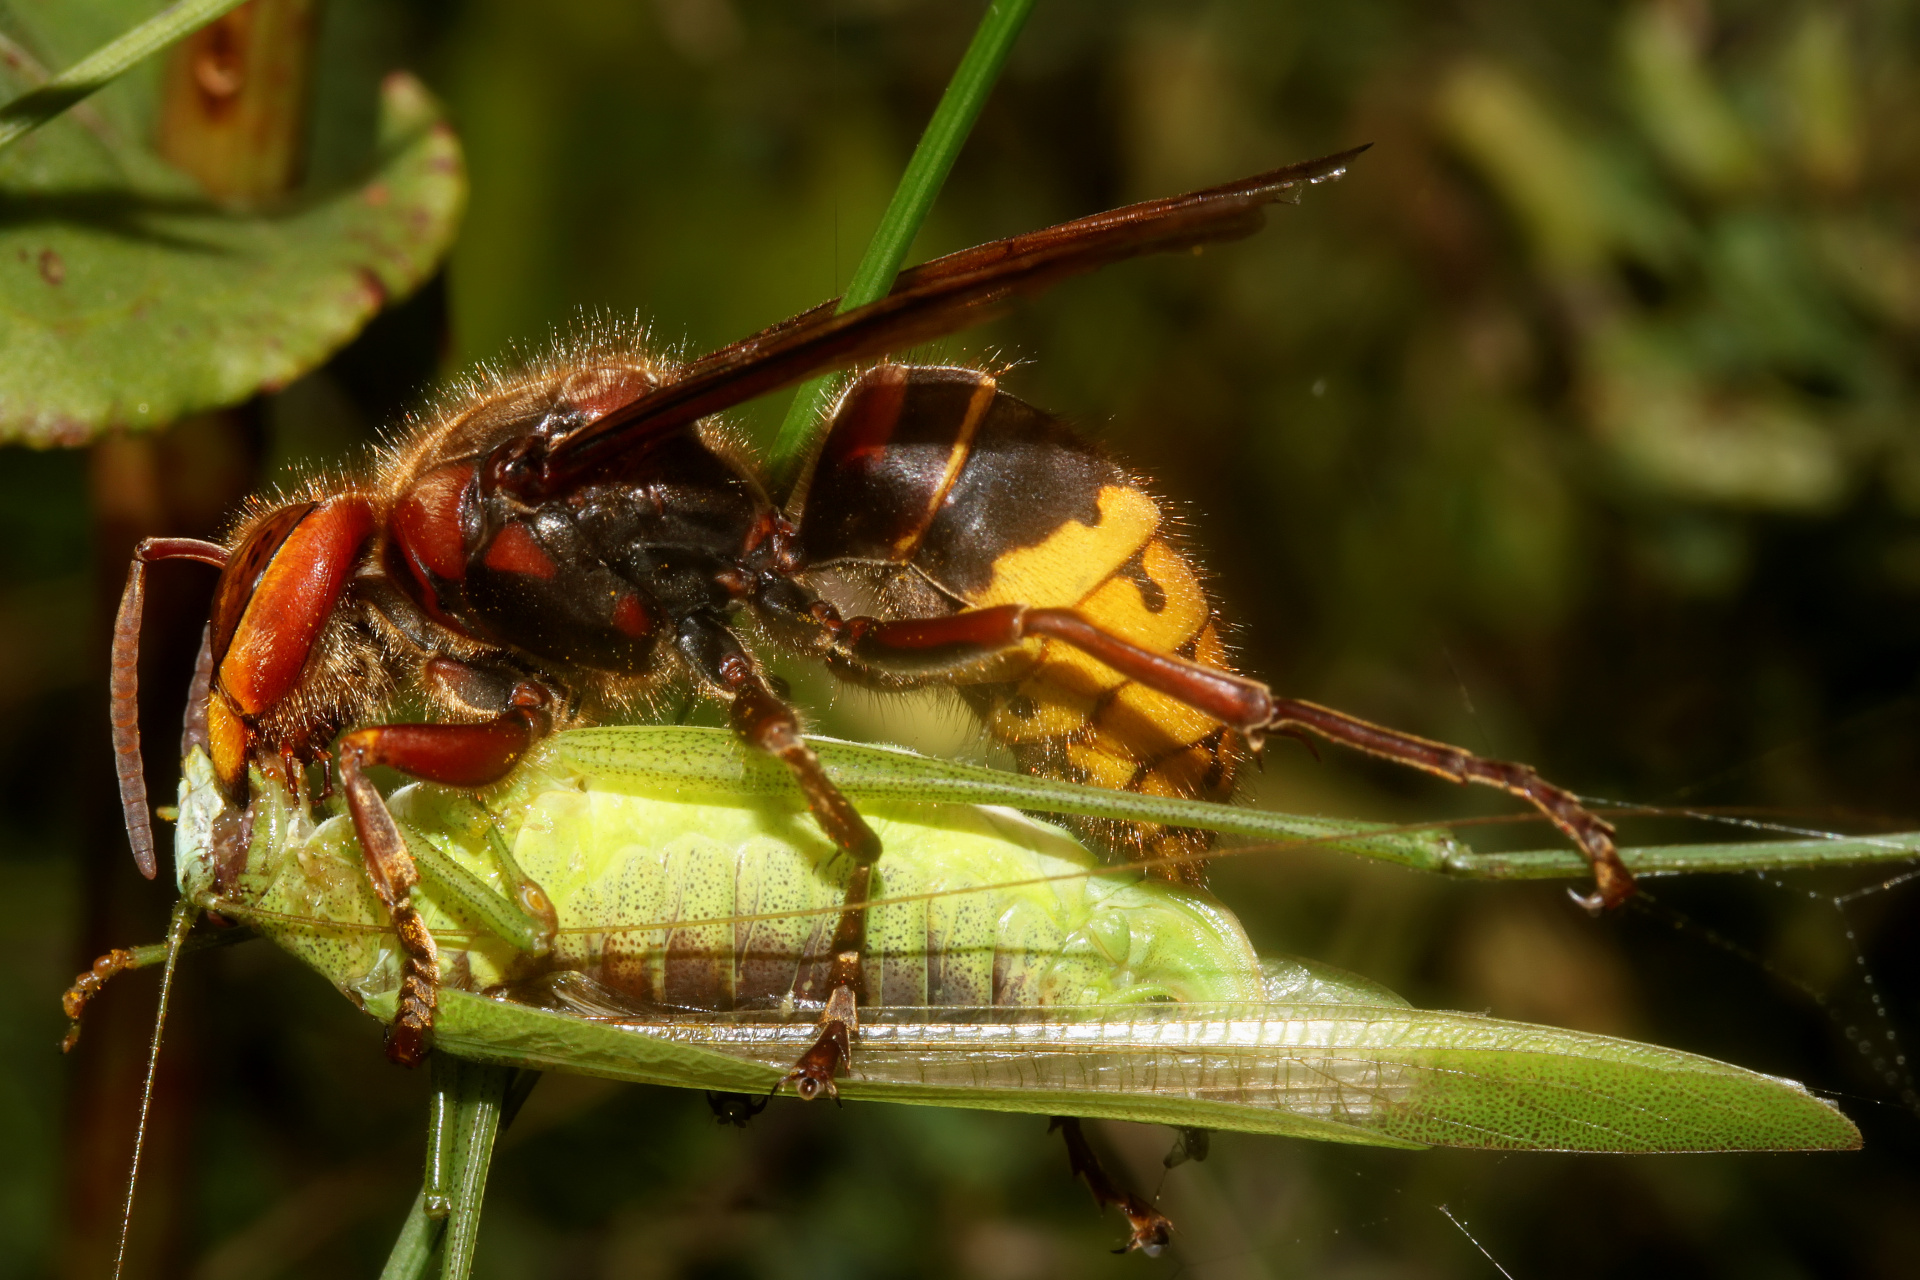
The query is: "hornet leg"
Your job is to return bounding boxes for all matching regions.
[677,613,882,1099]
[827,604,1630,909]
[335,681,553,1066]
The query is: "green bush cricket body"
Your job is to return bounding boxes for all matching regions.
[155,724,1858,1259]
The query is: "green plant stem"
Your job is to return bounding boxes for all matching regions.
[382,1058,538,1280]
[374,1056,513,1280]
[0,0,252,153]
[767,0,1037,489]
[378,1193,441,1280]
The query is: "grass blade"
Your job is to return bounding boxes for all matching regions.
[767,0,1037,487]
[0,0,252,153]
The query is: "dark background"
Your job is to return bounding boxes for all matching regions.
[4,1,1918,1276]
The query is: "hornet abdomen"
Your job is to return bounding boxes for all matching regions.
[798,364,1243,883]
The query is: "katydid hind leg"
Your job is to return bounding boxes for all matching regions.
[335,682,555,1066]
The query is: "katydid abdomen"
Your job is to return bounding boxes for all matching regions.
[181,734,1271,1014]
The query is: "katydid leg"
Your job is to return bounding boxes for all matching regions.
[59,927,246,1052]
[827,603,1631,909]
[335,682,554,1066]
[1051,1116,1174,1255]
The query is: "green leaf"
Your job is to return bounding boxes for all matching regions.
[0,0,251,152]
[0,64,464,444]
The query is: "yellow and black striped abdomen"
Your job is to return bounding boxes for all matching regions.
[799,364,1242,883]
[954,484,1240,884]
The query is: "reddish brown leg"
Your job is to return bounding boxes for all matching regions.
[1051,1117,1174,1255]
[831,604,1631,910]
[735,680,880,1100]
[111,537,229,879]
[680,616,881,1099]
[335,684,553,1066]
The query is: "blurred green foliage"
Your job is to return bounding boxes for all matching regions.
[0,0,463,443]
[3,0,1919,1277]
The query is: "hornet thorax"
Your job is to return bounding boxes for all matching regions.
[383,363,782,677]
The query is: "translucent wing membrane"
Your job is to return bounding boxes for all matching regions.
[422,993,1859,1154]
[517,147,1369,495]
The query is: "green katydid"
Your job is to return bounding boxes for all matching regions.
[91,723,1859,1266]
